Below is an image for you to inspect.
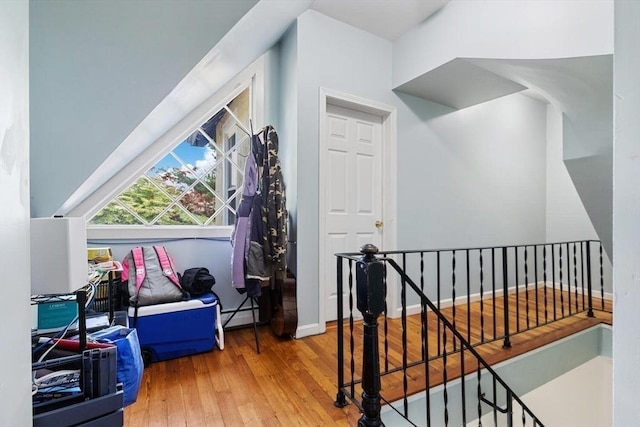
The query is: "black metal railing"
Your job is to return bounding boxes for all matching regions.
[334,240,609,426]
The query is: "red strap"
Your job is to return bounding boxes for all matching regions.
[132,247,146,296]
[153,246,182,288]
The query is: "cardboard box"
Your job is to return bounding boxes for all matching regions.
[88,248,113,264]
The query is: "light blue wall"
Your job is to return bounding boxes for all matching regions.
[29,0,258,217]
[278,24,299,273]
[292,10,551,329]
[394,91,548,308]
[89,238,253,326]
[295,10,394,329]
[395,92,547,251]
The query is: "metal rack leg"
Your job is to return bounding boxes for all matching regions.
[222,295,261,354]
[250,297,260,354]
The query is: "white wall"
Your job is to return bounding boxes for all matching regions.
[545,107,600,241]
[511,356,612,427]
[0,0,33,424]
[29,0,258,217]
[613,0,640,424]
[393,0,614,88]
[393,0,615,258]
[546,105,613,293]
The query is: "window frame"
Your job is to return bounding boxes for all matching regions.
[86,56,265,240]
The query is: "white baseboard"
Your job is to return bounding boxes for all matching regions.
[294,322,325,339]
[393,281,611,318]
[219,310,259,329]
[541,281,613,301]
[220,308,326,340]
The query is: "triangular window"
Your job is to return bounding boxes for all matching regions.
[90,87,251,227]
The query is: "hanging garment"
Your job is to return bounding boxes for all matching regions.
[258,125,288,272]
[231,136,269,297]
[231,125,287,296]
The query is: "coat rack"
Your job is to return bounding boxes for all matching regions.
[221,295,262,353]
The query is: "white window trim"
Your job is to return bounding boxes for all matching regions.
[87,225,234,240]
[84,56,266,240]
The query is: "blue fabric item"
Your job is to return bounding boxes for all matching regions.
[90,326,144,407]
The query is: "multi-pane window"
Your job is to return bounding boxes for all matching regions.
[90,87,251,227]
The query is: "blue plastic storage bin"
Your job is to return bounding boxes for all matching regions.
[128,293,221,364]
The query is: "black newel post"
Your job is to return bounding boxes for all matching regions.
[356,244,385,427]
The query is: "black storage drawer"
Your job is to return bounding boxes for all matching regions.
[33,389,123,427]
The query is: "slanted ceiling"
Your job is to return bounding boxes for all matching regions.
[394,58,527,109]
[29,0,260,218]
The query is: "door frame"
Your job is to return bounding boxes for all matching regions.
[318,87,398,332]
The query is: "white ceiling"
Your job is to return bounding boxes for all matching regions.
[310,0,449,40]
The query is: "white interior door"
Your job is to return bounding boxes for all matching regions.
[323,103,384,321]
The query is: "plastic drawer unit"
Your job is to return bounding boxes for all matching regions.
[128,293,223,365]
[32,347,123,427]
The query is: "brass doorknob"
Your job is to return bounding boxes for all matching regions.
[375,220,383,229]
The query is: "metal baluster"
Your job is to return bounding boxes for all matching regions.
[437,251,442,356]
[452,250,457,351]
[581,242,586,311]
[534,245,539,326]
[492,376,498,427]
[421,252,426,360]
[383,262,389,372]
[467,249,471,344]
[552,244,557,321]
[443,326,449,427]
[480,249,485,343]
[506,389,514,427]
[492,248,497,340]
[573,243,579,313]
[585,242,595,317]
[566,243,572,315]
[476,363,482,427]
[461,344,467,426]
[525,246,530,330]
[515,247,520,332]
[425,303,431,426]
[402,253,409,415]
[600,243,605,311]
[543,245,548,323]
[335,256,347,407]
[502,247,511,348]
[559,245,565,317]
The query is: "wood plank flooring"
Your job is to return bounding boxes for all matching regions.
[124,291,611,426]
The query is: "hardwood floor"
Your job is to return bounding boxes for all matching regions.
[124,292,612,426]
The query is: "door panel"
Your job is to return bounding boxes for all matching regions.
[324,103,383,321]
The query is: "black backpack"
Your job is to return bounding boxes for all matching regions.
[179,268,216,296]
